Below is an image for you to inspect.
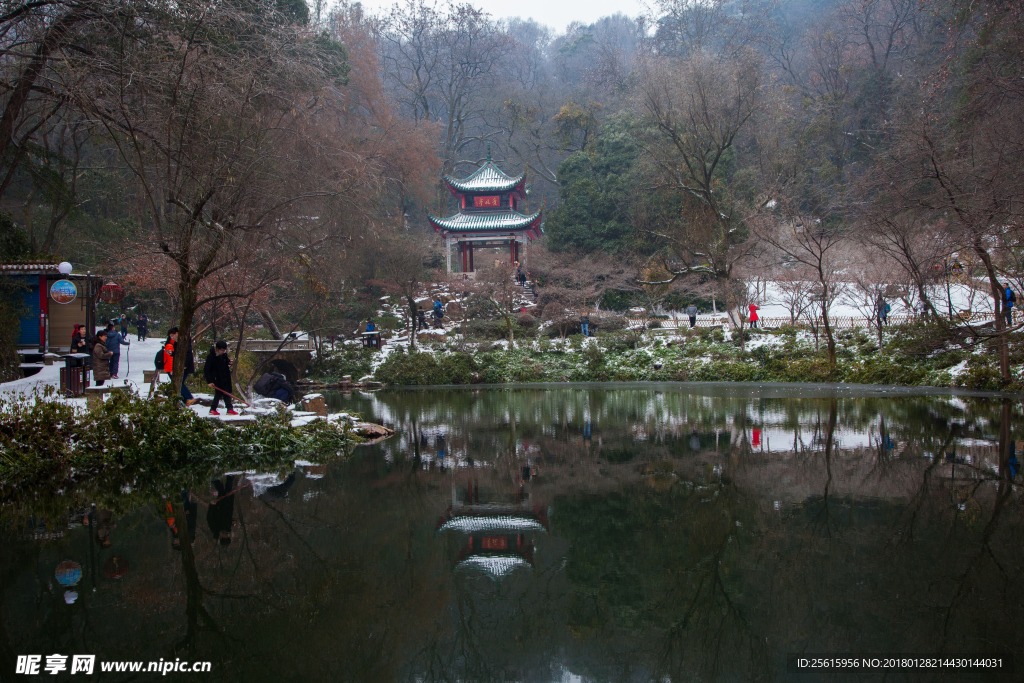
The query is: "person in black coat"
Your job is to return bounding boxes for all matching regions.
[71,324,87,354]
[203,341,235,415]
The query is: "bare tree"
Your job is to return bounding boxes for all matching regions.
[375,0,513,208]
[845,253,897,348]
[0,0,105,200]
[370,234,437,351]
[73,2,357,394]
[775,270,816,326]
[755,217,846,366]
[636,46,766,327]
[859,212,950,317]
[470,262,520,348]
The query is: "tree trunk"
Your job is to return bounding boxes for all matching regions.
[821,292,836,368]
[0,4,91,196]
[974,242,1011,383]
[231,300,252,400]
[407,295,417,351]
[503,313,515,349]
[171,278,199,398]
[260,309,283,340]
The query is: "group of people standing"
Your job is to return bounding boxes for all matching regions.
[402,299,447,333]
[72,321,132,386]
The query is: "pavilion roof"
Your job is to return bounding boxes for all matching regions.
[1,263,60,273]
[426,210,543,239]
[438,515,547,534]
[443,160,527,196]
[455,555,531,579]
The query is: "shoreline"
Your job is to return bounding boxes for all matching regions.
[356,380,1024,400]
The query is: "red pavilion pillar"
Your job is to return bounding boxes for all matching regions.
[469,242,474,272]
[460,242,467,273]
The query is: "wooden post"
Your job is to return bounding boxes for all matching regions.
[461,242,467,273]
[469,242,474,272]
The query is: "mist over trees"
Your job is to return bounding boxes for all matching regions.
[2,0,1023,384]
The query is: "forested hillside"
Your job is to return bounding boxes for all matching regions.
[2,0,1022,386]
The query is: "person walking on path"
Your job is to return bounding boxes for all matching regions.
[580,312,590,337]
[136,313,148,341]
[204,341,237,416]
[105,323,129,379]
[685,303,698,328]
[417,307,427,331]
[1004,283,1016,326]
[118,314,128,338]
[748,303,760,329]
[92,330,113,386]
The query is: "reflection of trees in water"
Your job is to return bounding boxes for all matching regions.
[4,389,1022,681]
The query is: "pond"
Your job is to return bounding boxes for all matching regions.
[3,384,1022,681]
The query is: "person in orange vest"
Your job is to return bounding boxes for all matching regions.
[748,303,760,329]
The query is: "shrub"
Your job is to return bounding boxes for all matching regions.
[0,389,355,516]
[594,316,625,332]
[307,345,375,381]
[458,319,517,340]
[373,349,477,385]
[518,313,537,329]
[378,314,401,332]
[844,356,928,386]
[954,361,1005,391]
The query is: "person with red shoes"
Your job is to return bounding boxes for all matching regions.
[204,340,237,416]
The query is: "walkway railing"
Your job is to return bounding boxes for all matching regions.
[236,339,313,352]
[624,311,996,331]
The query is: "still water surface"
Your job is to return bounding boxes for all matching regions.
[4,384,1023,682]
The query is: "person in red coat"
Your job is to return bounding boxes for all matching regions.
[748,303,760,329]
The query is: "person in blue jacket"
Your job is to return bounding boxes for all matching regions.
[1004,283,1015,326]
[105,322,130,379]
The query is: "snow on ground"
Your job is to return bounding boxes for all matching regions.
[0,333,359,427]
[2,334,166,406]
[752,281,993,319]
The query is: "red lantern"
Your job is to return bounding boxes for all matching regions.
[98,282,125,303]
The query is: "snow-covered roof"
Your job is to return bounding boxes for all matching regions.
[438,515,546,534]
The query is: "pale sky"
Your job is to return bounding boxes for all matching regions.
[356,0,649,34]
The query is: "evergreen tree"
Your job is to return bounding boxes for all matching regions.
[545,114,640,253]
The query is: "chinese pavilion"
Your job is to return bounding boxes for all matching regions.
[436,477,549,580]
[427,146,542,275]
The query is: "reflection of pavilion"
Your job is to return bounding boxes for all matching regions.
[437,479,549,579]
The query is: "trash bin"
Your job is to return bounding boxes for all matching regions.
[62,354,89,396]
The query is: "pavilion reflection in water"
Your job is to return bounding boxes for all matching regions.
[437,476,549,579]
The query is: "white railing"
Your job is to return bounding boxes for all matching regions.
[236,338,313,352]
[625,312,997,331]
